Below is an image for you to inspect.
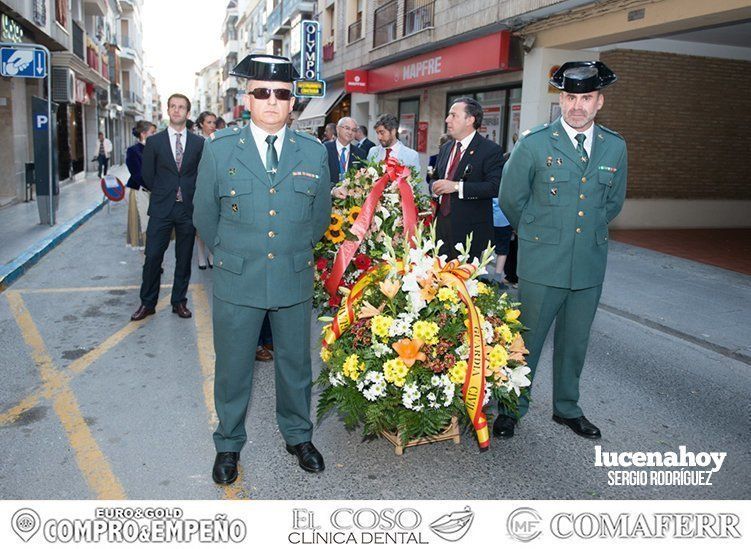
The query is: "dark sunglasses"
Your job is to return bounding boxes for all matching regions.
[248,88,293,101]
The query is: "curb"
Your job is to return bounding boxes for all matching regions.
[0,198,108,292]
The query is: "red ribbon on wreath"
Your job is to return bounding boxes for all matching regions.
[324,157,418,297]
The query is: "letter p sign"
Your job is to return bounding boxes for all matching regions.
[35,115,48,129]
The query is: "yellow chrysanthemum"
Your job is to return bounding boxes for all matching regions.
[347,206,362,224]
[488,345,509,370]
[505,309,521,322]
[495,324,513,344]
[437,287,460,304]
[383,358,409,387]
[329,213,344,230]
[342,353,364,380]
[371,315,394,339]
[412,320,440,345]
[320,347,331,363]
[325,228,346,244]
[449,360,468,384]
[476,281,492,295]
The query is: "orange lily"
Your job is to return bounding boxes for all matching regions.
[508,333,529,364]
[392,338,427,367]
[358,300,385,320]
[379,278,401,299]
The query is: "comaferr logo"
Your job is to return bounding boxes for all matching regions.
[551,513,741,539]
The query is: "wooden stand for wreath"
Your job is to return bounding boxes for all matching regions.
[382,417,461,456]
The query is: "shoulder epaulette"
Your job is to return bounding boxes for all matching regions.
[520,123,549,139]
[293,130,320,144]
[209,127,241,141]
[597,124,624,140]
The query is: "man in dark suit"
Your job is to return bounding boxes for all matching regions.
[432,97,503,261]
[355,125,376,155]
[324,117,366,185]
[131,93,205,321]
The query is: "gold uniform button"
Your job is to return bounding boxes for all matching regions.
[579,194,586,200]
[578,211,585,217]
[307,260,313,266]
[268,231,275,238]
[576,228,582,234]
[267,253,275,260]
[230,189,236,196]
[218,260,224,266]
[269,210,277,216]
[581,177,587,183]
[534,236,540,241]
[269,188,276,194]
[549,176,555,182]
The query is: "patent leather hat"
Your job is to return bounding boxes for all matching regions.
[230,54,300,82]
[550,61,617,93]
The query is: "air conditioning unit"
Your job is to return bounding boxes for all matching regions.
[52,67,74,103]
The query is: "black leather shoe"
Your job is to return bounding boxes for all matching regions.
[130,305,155,321]
[198,264,207,270]
[553,415,601,439]
[285,442,325,473]
[172,303,192,318]
[212,452,239,484]
[493,415,517,438]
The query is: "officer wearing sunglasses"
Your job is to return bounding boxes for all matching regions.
[193,54,331,485]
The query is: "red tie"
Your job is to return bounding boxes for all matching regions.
[440,141,462,216]
[384,147,392,161]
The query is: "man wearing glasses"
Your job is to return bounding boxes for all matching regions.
[194,55,331,485]
[324,117,366,186]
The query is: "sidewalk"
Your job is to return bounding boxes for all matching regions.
[0,165,128,290]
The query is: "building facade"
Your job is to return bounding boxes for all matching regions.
[300,0,751,228]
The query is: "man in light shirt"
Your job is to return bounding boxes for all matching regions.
[366,113,420,172]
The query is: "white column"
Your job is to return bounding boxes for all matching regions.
[519,47,600,132]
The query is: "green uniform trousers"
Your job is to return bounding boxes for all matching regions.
[212,296,313,452]
[505,279,603,419]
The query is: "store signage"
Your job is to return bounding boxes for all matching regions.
[1,14,24,44]
[0,46,46,78]
[295,20,326,98]
[367,31,513,93]
[344,69,368,93]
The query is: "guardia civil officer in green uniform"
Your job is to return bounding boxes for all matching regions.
[193,54,331,484]
[497,61,627,439]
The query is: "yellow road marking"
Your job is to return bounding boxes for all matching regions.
[6,291,126,499]
[0,294,171,425]
[191,285,245,499]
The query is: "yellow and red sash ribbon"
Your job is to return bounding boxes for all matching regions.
[325,158,418,297]
[437,260,490,449]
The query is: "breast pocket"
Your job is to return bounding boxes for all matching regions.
[536,169,572,206]
[218,180,253,224]
[293,177,318,220]
[597,172,613,207]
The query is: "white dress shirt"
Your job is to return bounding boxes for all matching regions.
[167,126,188,161]
[249,120,285,170]
[335,139,350,170]
[560,118,594,157]
[366,139,421,172]
[437,131,476,199]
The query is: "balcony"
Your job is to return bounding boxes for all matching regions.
[404,0,435,36]
[348,18,362,44]
[282,0,315,23]
[123,89,144,114]
[110,83,122,107]
[224,39,238,54]
[83,0,107,17]
[266,3,286,37]
[373,1,397,48]
[119,36,139,62]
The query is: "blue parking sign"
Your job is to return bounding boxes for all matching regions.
[1,47,47,79]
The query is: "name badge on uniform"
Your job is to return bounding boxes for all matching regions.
[598,166,618,173]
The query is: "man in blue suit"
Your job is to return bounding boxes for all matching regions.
[131,93,204,321]
[324,117,366,186]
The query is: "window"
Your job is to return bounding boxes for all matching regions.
[398,98,420,150]
[56,0,68,27]
[404,0,434,36]
[373,1,397,47]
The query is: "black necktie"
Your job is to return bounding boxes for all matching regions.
[265,135,278,180]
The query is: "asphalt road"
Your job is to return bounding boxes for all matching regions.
[1,199,749,500]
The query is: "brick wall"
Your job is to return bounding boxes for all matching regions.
[598,50,751,200]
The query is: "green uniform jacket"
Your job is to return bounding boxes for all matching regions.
[193,125,331,308]
[499,118,627,290]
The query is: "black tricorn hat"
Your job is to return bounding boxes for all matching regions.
[550,61,617,93]
[230,54,300,82]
